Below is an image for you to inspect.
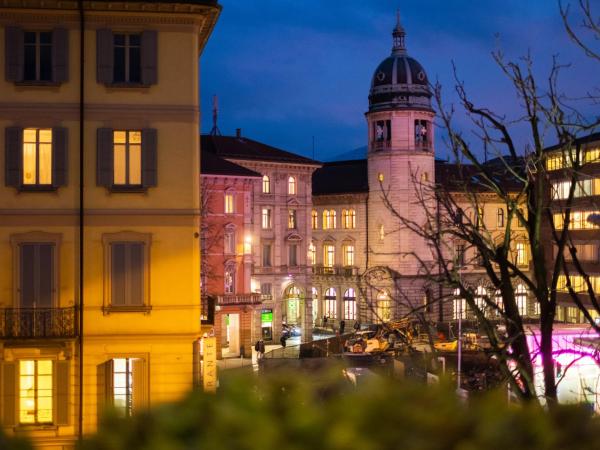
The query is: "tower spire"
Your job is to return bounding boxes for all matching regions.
[392,8,406,55]
[209,94,221,136]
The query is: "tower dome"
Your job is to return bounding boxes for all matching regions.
[368,12,432,113]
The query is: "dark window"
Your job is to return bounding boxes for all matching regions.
[289,244,298,267]
[20,243,54,308]
[24,31,52,82]
[262,244,272,267]
[111,242,144,306]
[113,34,141,84]
[374,120,391,142]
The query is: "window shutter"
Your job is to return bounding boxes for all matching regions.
[5,27,24,82]
[129,243,144,306]
[5,127,23,187]
[111,243,126,305]
[96,128,113,187]
[141,128,157,187]
[140,31,158,85]
[96,29,114,84]
[52,127,68,187]
[1,362,16,427]
[132,358,148,412]
[55,360,70,426]
[20,244,35,308]
[38,244,54,308]
[96,360,113,420]
[52,28,69,83]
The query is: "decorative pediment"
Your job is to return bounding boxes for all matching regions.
[286,232,303,242]
[287,198,300,207]
[224,222,236,231]
[341,235,356,243]
[322,235,336,243]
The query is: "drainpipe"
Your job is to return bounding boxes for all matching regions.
[77,0,85,441]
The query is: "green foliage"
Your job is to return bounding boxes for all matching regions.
[76,371,600,450]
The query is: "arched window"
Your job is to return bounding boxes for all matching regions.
[342,209,356,229]
[311,210,318,229]
[330,210,337,228]
[516,284,528,316]
[376,290,391,323]
[341,209,347,228]
[288,176,296,195]
[322,210,330,230]
[224,263,236,294]
[324,288,337,319]
[453,288,465,320]
[344,288,356,320]
[262,175,270,193]
[379,224,385,242]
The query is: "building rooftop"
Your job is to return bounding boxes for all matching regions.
[201,134,320,166]
[312,160,369,195]
[201,149,261,178]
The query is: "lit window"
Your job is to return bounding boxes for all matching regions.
[323,244,335,268]
[112,358,133,416]
[497,208,504,228]
[308,242,316,265]
[378,173,384,182]
[24,31,53,82]
[224,193,234,214]
[453,288,466,320]
[324,288,337,319]
[474,286,487,316]
[516,284,527,316]
[288,176,296,195]
[224,265,235,293]
[475,207,484,228]
[113,34,141,83]
[343,244,355,266]
[311,210,318,229]
[113,130,142,186]
[288,209,297,229]
[322,210,330,230]
[344,288,356,320]
[261,208,272,229]
[342,209,356,229]
[516,242,527,267]
[19,360,53,424]
[379,224,385,242]
[224,231,235,254]
[262,175,271,193]
[23,128,52,185]
[376,290,391,323]
[421,172,429,182]
[330,210,337,228]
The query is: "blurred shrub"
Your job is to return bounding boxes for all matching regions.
[24,369,600,450]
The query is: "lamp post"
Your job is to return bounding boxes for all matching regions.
[457,266,463,392]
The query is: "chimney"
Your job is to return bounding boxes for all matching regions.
[236,128,242,138]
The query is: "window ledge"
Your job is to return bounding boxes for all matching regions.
[15,81,61,87]
[103,305,152,315]
[14,424,59,432]
[104,83,151,89]
[108,185,148,194]
[16,185,58,193]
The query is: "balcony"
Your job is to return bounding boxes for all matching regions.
[217,293,262,306]
[0,307,78,339]
[312,266,358,277]
[371,141,391,152]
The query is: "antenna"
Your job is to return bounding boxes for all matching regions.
[209,94,221,136]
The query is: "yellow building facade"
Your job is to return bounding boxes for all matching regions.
[0,1,220,447]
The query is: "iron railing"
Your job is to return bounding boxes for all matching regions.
[312,266,358,277]
[217,293,262,306]
[0,307,78,339]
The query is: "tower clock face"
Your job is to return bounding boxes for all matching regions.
[376,71,386,82]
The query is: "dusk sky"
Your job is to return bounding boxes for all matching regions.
[200,1,597,162]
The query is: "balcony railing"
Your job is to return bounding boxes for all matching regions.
[371,141,391,152]
[312,266,358,277]
[217,293,262,306]
[0,307,78,339]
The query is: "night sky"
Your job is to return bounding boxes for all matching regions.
[200,1,597,162]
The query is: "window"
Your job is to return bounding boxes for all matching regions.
[97,30,157,86]
[343,244,355,267]
[262,175,270,193]
[19,360,53,424]
[19,242,55,308]
[379,224,385,242]
[516,242,527,267]
[224,193,234,214]
[475,207,484,228]
[324,288,337,319]
[517,208,526,228]
[5,127,67,190]
[288,176,296,195]
[261,283,272,296]
[262,243,272,267]
[113,130,142,186]
[6,27,69,84]
[453,288,466,320]
[224,230,235,255]
[516,284,527,316]
[376,290,391,323]
[103,232,151,310]
[421,171,429,182]
[288,209,297,229]
[99,358,147,418]
[261,208,272,229]
[308,242,316,266]
[342,209,356,229]
[474,286,487,315]
[323,244,335,268]
[455,244,466,266]
[288,244,298,267]
[414,120,429,147]
[311,210,318,229]
[344,288,356,320]
[373,120,391,149]
[378,173,384,182]
[497,208,505,228]
[224,264,235,294]
[113,34,141,83]
[330,210,337,228]
[312,287,319,325]
[323,210,330,230]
